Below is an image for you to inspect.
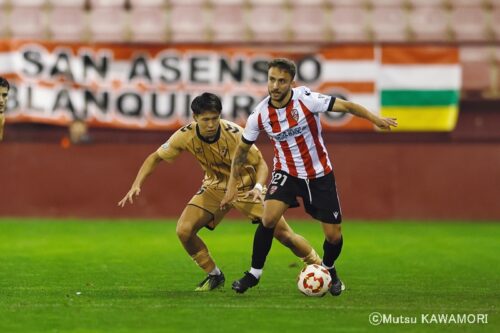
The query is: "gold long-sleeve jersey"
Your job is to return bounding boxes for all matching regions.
[156,119,263,191]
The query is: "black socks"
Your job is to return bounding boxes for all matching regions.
[322,235,343,268]
[251,223,275,269]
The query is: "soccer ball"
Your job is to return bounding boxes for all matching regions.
[297,264,332,297]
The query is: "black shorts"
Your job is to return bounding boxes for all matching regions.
[265,170,342,224]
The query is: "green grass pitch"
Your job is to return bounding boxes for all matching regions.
[0,219,498,333]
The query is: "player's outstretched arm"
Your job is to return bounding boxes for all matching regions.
[221,140,253,209]
[331,98,398,130]
[118,152,163,207]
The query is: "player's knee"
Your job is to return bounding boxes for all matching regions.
[261,214,280,228]
[176,224,195,243]
[324,225,342,244]
[325,234,342,244]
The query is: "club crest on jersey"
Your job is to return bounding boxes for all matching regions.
[269,185,278,195]
[220,147,228,157]
[291,108,299,122]
[195,147,203,154]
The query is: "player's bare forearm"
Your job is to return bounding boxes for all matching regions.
[118,152,163,207]
[331,99,398,130]
[254,153,269,187]
[221,141,252,208]
[242,154,268,202]
[332,99,376,121]
[248,147,269,187]
[132,152,163,187]
[230,142,252,179]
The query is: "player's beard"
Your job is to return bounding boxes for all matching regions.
[268,88,288,106]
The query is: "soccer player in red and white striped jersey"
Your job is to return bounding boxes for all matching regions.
[245,84,334,179]
[222,58,397,295]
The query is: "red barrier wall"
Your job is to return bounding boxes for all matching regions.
[1,140,499,220]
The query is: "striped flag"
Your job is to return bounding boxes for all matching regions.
[379,46,461,131]
[319,46,378,131]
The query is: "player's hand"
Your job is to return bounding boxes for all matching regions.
[118,186,141,207]
[243,188,263,203]
[220,184,237,210]
[375,117,398,130]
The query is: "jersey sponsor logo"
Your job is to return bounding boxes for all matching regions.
[274,125,307,141]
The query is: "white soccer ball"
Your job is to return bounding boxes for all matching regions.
[297,264,332,297]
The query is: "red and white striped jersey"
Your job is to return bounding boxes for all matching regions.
[242,86,335,179]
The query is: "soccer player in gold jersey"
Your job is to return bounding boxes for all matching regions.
[118,92,321,291]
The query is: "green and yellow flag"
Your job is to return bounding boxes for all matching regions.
[379,46,461,131]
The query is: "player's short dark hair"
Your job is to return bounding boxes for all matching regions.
[268,58,296,80]
[191,92,222,115]
[0,76,10,91]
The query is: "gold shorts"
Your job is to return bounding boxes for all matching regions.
[187,186,264,230]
